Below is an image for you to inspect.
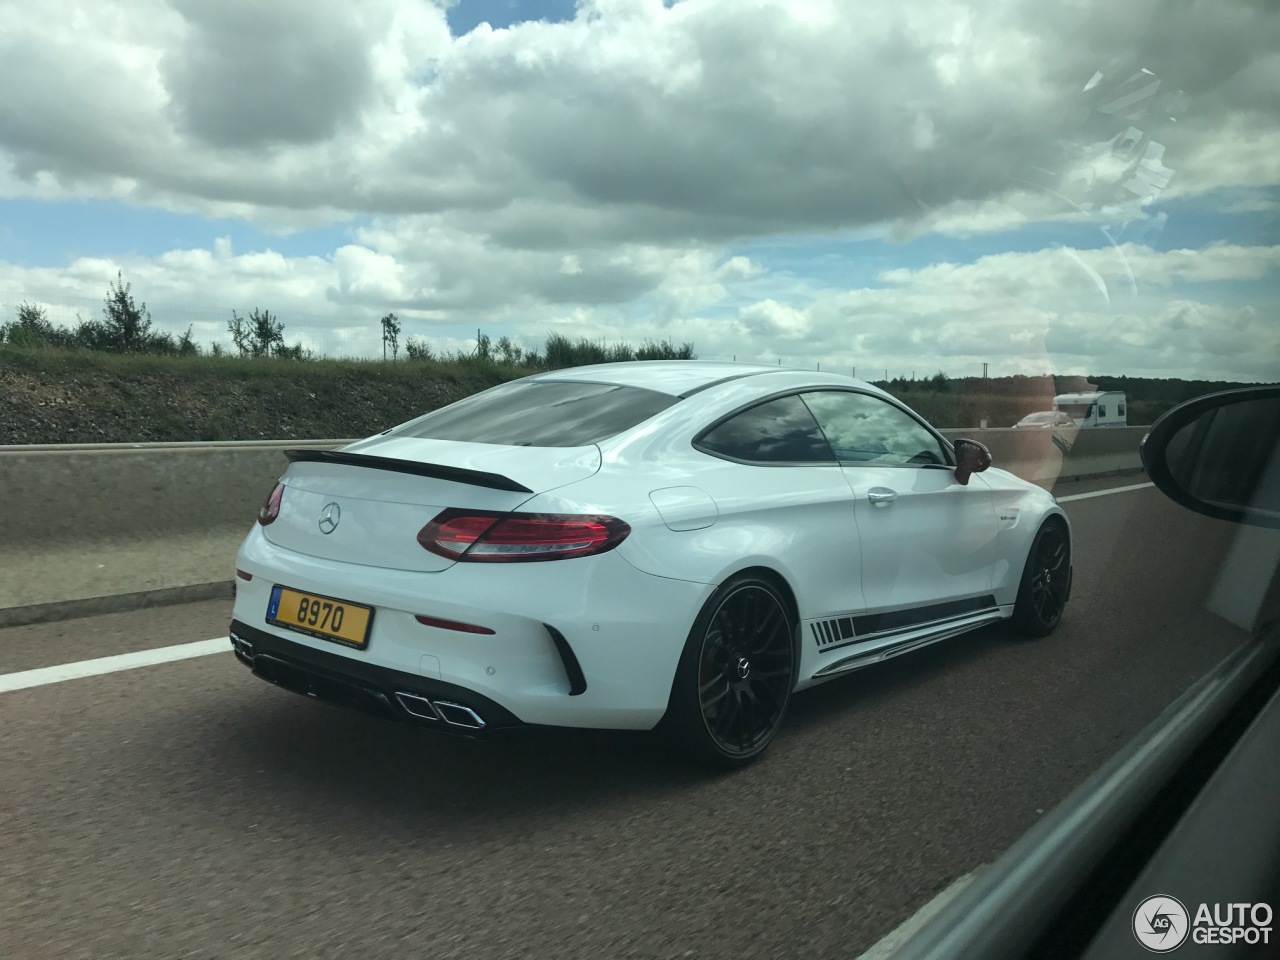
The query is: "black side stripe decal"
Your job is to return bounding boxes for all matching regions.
[811,594,998,649]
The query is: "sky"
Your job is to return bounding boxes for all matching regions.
[0,0,1277,381]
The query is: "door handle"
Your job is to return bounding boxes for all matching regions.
[867,487,898,506]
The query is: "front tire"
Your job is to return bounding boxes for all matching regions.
[663,573,798,769]
[1012,520,1071,637]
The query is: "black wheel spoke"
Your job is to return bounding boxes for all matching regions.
[751,606,781,652]
[738,693,754,746]
[703,686,730,711]
[750,666,790,680]
[714,690,740,739]
[750,680,784,717]
[700,673,727,697]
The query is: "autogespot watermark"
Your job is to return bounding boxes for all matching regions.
[1132,896,1273,952]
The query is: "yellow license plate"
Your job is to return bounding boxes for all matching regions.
[267,586,373,649]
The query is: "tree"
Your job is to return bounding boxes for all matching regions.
[381,312,401,360]
[250,308,285,357]
[228,308,285,357]
[227,311,251,356]
[497,335,524,366]
[15,302,48,329]
[101,272,153,352]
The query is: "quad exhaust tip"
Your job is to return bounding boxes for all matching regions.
[394,691,440,721]
[231,633,255,667]
[233,644,485,730]
[394,692,486,729]
[433,701,486,729]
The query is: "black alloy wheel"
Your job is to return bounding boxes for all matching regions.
[664,574,797,768]
[1013,520,1071,637]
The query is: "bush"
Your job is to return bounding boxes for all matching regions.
[540,332,695,370]
[403,336,434,362]
[1,302,82,349]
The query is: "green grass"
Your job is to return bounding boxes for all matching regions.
[0,343,532,383]
[0,343,1181,443]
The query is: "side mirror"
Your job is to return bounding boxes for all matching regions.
[953,438,992,486]
[1140,386,1280,529]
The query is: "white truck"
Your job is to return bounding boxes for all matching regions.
[1053,391,1128,428]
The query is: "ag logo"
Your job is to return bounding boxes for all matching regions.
[1133,895,1189,952]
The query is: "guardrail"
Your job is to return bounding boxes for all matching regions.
[0,427,1147,548]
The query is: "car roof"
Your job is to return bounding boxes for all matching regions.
[527,360,806,397]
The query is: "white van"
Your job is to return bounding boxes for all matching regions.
[1053,391,1128,428]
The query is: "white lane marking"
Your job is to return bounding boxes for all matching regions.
[0,637,229,694]
[1056,481,1154,503]
[856,868,984,959]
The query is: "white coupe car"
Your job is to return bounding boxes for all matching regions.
[229,361,1072,767]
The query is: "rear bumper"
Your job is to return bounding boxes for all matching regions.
[232,524,715,730]
[230,620,523,737]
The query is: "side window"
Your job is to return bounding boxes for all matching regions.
[696,395,834,463]
[1118,403,1126,416]
[801,391,949,466]
[1099,404,1108,416]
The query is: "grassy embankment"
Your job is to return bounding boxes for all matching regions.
[0,344,1219,444]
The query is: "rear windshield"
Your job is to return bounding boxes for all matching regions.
[391,379,679,447]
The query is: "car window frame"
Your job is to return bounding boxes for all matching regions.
[797,388,957,471]
[691,387,956,469]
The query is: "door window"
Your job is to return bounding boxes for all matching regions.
[801,391,949,466]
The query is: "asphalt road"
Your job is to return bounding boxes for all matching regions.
[0,480,1259,960]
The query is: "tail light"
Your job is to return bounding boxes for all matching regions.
[417,509,631,562]
[257,482,284,525]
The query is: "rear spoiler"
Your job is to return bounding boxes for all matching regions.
[283,449,533,493]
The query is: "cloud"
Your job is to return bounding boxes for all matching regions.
[0,0,1275,385]
[738,300,811,340]
[686,242,1280,381]
[1,0,1276,239]
[162,0,378,149]
[4,237,1274,383]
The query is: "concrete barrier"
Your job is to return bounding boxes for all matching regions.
[1,426,1146,548]
[940,425,1149,485]
[1,439,355,547]
[0,427,1147,624]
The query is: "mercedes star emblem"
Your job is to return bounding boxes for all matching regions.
[318,502,341,535]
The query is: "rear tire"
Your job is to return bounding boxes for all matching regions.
[662,574,798,769]
[1012,520,1071,637]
